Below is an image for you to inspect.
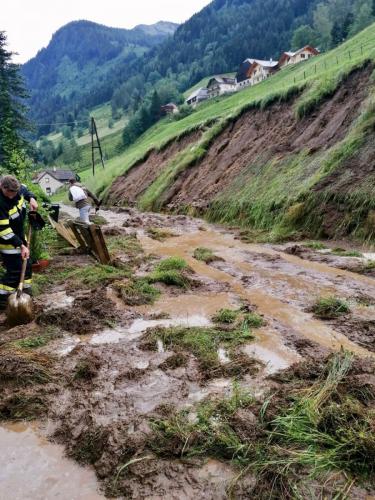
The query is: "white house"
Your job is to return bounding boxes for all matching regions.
[34,168,75,195]
[206,76,236,98]
[185,87,209,107]
[236,58,279,88]
[278,46,320,68]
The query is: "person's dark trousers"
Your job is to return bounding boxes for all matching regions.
[0,253,32,310]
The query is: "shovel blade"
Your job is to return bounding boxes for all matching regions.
[6,292,34,327]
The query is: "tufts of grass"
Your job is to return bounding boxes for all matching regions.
[0,394,48,420]
[253,352,375,493]
[12,327,63,350]
[311,296,351,319]
[212,308,238,324]
[331,247,363,257]
[150,351,375,496]
[114,278,160,305]
[193,247,219,263]
[146,227,176,241]
[241,312,265,329]
[148,269,192,288]
[304,241,327,250]
[0,349,53,387]
[154,257,189,272]
[142,324,255,376]
[107,234,143,260]
[151,382,255,459]
[147,257,192,288]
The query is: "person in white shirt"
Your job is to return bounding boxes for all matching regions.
[68,178,100,224]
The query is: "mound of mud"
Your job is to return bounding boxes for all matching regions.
[37,289,118,335]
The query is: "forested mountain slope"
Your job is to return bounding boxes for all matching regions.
[22,20,177,135]
[24,0,374,139]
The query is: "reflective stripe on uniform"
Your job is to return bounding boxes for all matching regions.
[0,227,13,237]
[0,284,15,293]
[1,232,16,241]
[17,196,25,209]
[0,219,9,226]
[9,212,20,220]
[0,247,21,254]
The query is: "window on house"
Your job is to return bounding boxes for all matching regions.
[46,187,51,195]
[45,177,49,183]
[301,53,306,59]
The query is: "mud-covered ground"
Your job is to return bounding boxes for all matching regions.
[1,205,375,499]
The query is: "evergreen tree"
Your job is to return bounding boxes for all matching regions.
[149,90,161,122]
[0,31,30,174]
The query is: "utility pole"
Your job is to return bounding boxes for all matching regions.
[90,117,105,176]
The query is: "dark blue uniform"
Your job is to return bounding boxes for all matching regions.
[0,185,35,308]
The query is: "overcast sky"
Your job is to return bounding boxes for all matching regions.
[3,0,212,64]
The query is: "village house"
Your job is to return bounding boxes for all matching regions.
[278,46,320,68]
[34,167,75,195]
[160,103,179,115]
[185,87,209,107]
[206,76,236,98]
[236,59,279,88]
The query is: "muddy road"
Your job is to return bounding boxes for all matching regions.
[1,205,375,499]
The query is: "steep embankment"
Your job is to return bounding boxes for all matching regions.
[107,64,375,241]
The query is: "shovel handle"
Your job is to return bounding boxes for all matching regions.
[17,225,32,295]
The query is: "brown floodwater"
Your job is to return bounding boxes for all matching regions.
[0,422,104,500]
[139,229,375,359]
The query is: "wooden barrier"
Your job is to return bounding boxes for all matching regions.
[49,216,111,265]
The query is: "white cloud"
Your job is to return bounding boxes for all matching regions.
[2,0,212,63]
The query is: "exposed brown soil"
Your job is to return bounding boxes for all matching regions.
[107,130,202,205]
[331,316,375,352]
[37,288,119,335]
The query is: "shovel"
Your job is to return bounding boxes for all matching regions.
[6,211,45,326]
[6,225,34,326]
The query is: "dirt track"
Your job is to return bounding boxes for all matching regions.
[1,205,375,498]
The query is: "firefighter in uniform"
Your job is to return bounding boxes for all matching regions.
[0,175,38,309]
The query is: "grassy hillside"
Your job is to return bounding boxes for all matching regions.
[87,23,375,198]
[42,103,127,148]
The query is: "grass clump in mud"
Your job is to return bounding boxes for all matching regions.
[106,234,143,261]
[242,312,265,329]
[148,256,193,288]
[212,308,265,329]
[331,247,363,257]
[142,324,257,378]
[253,352,375,496]
[0,394,48,420]
[12,327,63,350]
[212,308,238,324]
[193,247,220,263]
[0,349,53,387]
[150,352,375,496]
[304,241,327,250]
[151,382,255,459]
[155,256,188,271]
[146,227,176,241]
[311,295,351,319]
[113,278,160,305]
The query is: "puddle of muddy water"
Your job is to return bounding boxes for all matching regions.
[0,423,103,500]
